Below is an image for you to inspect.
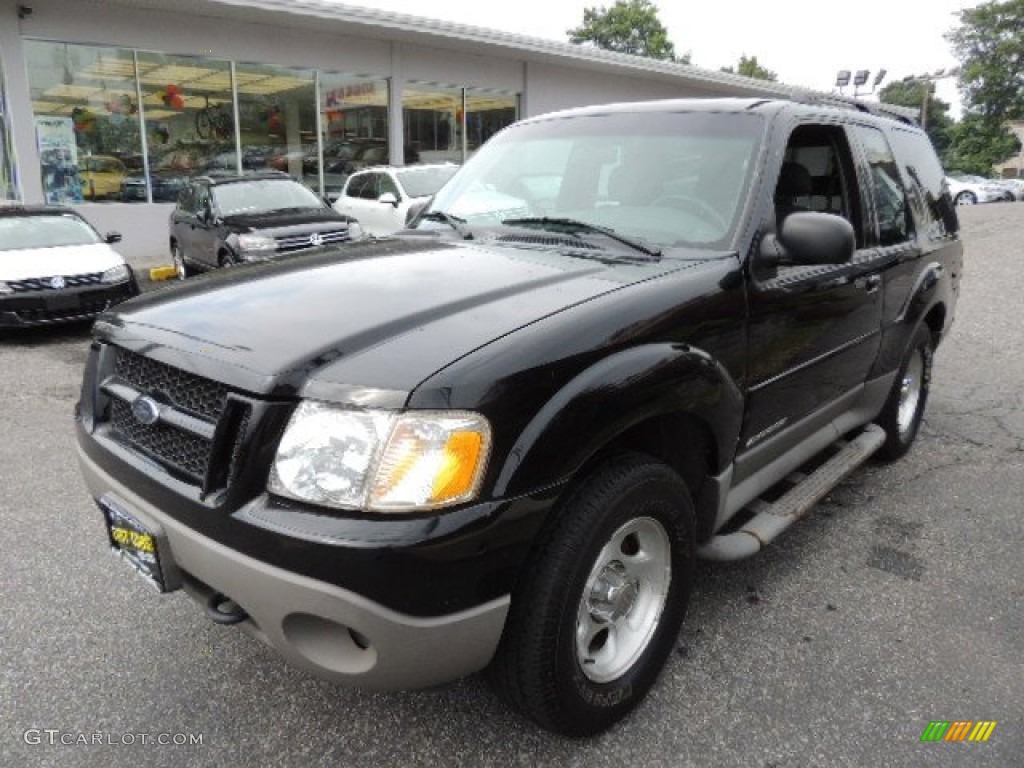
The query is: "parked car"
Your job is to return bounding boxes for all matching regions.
[79,155,127,201]
[77,97,960,736]
[989,176,1024,201]
[333,164,459,235]
[945,174,1007,205]
[121,170,190,203]
[0,206,137,327]
[168,172,361,279]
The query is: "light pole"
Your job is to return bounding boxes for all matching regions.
[901,68,960,129]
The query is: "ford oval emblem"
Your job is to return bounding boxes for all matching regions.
[50,275,66,290]
[309,232,323,247]
[131,396,161,426]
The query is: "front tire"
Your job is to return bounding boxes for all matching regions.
[488,454,696,736]
[170,241,192,280]
[875,324,934,460]
[955,191,977,206]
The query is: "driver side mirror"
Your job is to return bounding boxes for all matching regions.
[761,212,855,267]
[104,231,122,244]
[378,192,399,207]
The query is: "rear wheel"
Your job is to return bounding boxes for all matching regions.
[875,324,933,460]
[488,454,696,736]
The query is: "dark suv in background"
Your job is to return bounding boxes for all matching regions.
[168,173,360,279]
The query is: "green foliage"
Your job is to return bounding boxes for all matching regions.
[568,0,685,62]
[947,0,1024,121]
[879,80,955,155]
[942,114,1022,174]
[720,55,778,82]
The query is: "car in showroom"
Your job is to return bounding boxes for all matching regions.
[332,163,459,236]
[169,172,361,279]
[945,174,1008,205]
[0,205,138,327]
[79,155,128,201]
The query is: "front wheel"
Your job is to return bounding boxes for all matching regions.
[488,454,696,736]
[875,324,934,460]
[955,191,977,206]
[170,241,192,280]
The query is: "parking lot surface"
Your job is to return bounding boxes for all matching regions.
[1,204,1021,767]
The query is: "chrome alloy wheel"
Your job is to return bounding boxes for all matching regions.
[897,349,924,436]
[575,516,671,684]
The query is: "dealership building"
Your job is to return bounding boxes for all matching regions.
[1,0,819,260]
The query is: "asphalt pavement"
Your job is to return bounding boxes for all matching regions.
[1,204,1021,767]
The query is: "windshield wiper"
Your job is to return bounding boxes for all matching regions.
[420,210,472,239]
[502,217,662,258]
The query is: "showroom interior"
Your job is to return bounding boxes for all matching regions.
[0,0,809,258]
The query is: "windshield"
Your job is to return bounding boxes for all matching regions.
[213,179,324,216]
[0,214,101,251]
[424,111,764,249]
[397,166,460,198]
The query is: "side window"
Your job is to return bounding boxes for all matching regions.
[775,123,865,248]
[344,175,367,199]
[378,173,400,199]
[852,126,912,246]
[177,186,194,212]
[357,174,380,200]
[888,128,958,239]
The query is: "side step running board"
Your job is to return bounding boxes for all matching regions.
[697,425,886,561]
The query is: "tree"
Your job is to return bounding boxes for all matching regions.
[947,0,1024,122]
[879,80,955,155]
[942,114,1021,174]
[720,55,777,82]
[567,1,687,63]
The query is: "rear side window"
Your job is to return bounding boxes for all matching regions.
[177,186,194,212]
[851,126,912,247]
[888,128,959,239]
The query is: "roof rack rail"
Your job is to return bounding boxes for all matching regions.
[786,91,919,125]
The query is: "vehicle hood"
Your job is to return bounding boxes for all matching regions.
[0,243,124,280]
[96,238,705,403]
[222,208,352,234]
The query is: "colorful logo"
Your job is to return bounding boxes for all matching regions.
[920,721,997,742]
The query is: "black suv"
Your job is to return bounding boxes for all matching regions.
[168,173,360,279]
[77,98,961,736]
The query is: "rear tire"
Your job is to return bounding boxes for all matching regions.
[487,453,696,736]
[875,324,933,460]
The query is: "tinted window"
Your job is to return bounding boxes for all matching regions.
[344,174,368,199]
[853,126,912,246]
[378,173,400,198]
[177,186,194,212]
[356,174,379,200]
[0,214,101,250]
[888,127,958,238]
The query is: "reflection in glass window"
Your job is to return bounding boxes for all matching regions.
[403,83,463,165]
[854,126,912,246]
[25,41,143,204]
[0,54,17,201]
[233,62,315,191]
[135,52,237,202]
[319,73,389,200]
[465,89,517,157]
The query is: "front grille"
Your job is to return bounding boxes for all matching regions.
[15,299,112,324]
[110,399,211,478]
[8,272,105,293]
[275,229,350,253]
[101,347,248,489]
[114,348,227,421]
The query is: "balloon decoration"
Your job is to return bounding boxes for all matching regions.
[71,107,98,135]
[158,84,185,111]
[262,103,283,132]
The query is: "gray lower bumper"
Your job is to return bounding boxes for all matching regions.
[78,444,509,690]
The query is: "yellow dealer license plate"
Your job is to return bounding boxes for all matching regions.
[100,498,167,592]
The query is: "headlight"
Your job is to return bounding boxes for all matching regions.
[99,264,130,284]
[0,281,12,294]
[237,233,277,252]
[347,221,363,241]
[268,402,492,513]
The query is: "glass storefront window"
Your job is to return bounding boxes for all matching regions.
[135,52,237,202]
[403,83,464,165]
[25,41,143,203]
[319,73,389,200]
[465,89,517,157]
[233,62,315,191]
[0,53,17,201]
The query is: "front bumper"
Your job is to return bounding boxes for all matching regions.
[0,279,138,328]
[78,443,510,689]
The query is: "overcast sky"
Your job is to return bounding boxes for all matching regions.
[331,0,981,116]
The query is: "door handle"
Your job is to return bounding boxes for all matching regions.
[864,274,881,293]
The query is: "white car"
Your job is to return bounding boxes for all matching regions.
[945,175,1007,206]
[333,164,459,236]
[0,206,138,327]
